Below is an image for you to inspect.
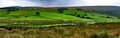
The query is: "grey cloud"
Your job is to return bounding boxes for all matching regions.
[27,0,72,6]
[0,0,87,7]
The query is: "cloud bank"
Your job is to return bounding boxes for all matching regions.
[0,0,120,7]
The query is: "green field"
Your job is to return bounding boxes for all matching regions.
[0,8,120,28]
[0,9,120,21]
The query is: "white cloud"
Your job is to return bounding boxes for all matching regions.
[0,0,42,7]
[82,0,119,6]
[0,0,120,7]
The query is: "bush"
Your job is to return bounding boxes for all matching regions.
[89,32,114,38]
[35,12,40,16]
[90,33,98,38]
[57,8,68,13]
[54,29,73,36]
[76,14,80,17]
[76,8,83,10]
[78,22,89,27]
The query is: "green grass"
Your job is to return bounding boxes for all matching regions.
[40,12,82,20]
[8,12,81,20]
[0,23,76,28]
[0,9,120,22]
[0,9,120,26]
[63,10,120,22]
[0,10,82,20]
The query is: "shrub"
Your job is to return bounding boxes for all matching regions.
[78,22,89,27]
[57,8,68,13]
[74,13,77,16]
[76,14,80,17]
[54,29,73,36]
[76,8,83,10]
[35,12,40,16]
[89,32,114,38]
[90,33,98,38]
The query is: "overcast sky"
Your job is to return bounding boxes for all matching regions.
[0,0,120,7]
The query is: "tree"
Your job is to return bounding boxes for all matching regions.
[58,8,68,13]
[76,8,83,10]
[58,9,64,13]
[84,14,87,16]
[76,14,80,17]
[81,15,85,18]
[74,13,77,16]
[6,7,20,14]
[36,12,40,16]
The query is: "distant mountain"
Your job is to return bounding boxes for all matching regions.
[79,6,120,10]
[44,6,120,18]
[0,6,22,9]
[77,6,120,18]
[0,6,42,9]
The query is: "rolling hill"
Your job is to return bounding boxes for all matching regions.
[78,6,120,18]
[0,6,120,22]
[1,6,120,38]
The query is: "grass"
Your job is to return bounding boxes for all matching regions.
[0,11,82,20]
[0,9,120,22]
[0,9,120,23]
[0,9,120,28]
[40,12,82,20]
[63,10,120,22]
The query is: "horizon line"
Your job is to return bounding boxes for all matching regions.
[0,5,119,8]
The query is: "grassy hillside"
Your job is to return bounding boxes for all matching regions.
[0,8,120,28]
[63,10,120,22]
[0,11,82,20]
[0,8,120,22]
[78,6,120,18]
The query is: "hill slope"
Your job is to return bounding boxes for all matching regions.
[77,6,120,18]
[0,8,120,22]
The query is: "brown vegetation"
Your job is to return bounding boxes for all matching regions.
[0,22,120,38]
